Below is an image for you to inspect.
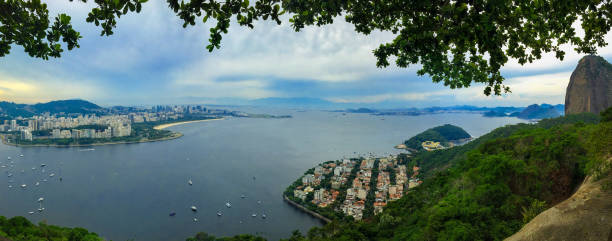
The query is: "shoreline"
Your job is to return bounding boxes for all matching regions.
[0,132,184,148]
[153,117,225,130]
[283,195,332,224]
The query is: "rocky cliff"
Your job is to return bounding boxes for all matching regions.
[505,159,612,241]
[565,55,612,115]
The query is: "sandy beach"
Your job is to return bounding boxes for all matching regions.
[153,118,224,130]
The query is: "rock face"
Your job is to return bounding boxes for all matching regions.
[505,169,612,241]
[565,55,612,115]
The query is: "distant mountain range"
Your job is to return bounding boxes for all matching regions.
[0,98,564,120]
[334,104,564,120]
[0,99,103,118]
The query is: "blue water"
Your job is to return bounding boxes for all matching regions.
[0,109,524,240]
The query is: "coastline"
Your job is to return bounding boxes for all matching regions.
[283,195,332,224]
[153,117,225,130]
[0,132,183,148]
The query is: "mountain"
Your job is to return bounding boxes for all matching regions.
[565,55,612,115]
[510,104,562,119]
[0,99,103,117]
[403,124,471,151]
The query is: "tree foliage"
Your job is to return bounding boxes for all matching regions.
[2,0,611,94]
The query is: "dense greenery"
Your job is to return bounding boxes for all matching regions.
[3,1,612,94]
[0,100,103,118]
[275,111,611,241]
[404,124,471,151]
[0,216,102,241]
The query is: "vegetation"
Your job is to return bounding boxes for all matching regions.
[3,1,612,94]
[273,111,611,241]
[0,100,103,118]
[0,216,102,241]
[404,124,471,151]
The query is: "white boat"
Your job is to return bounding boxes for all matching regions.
[49,173,55,177]
[241,194,247,199]
[8,185,12,188]
[19,154,23,157]
[31,167,36,170]
[42,179,47,182]
[20,184,26,188]
[191,206,197,212]
[225,202,231,208]
[251,213,257,217]
[35,182,40,186]
[193,218,198,222]
[188,179,192,185]
[37,208,44,212]
[262,214,267,219]
[217,211,222,216]
[28,211,34,215]
[37,197,44,202]
[7,157,10,160]
[7,173,12,177]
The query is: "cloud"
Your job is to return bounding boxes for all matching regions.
[0,72,105,104]
[326,71,571,106]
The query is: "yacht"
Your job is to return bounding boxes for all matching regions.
[188,179,192,185]
[191,206,197,212]
[49,173,55,177]
[251,213,257,217]
[20,184,26,188]
[19,154,24,157]
[38,197,44,202]
[28,211,34,215]
[225,202,231,208]
[217,211,222,216]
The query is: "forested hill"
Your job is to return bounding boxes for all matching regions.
[403,124,471,151]
[276,111,610,241]
[0,99,103,117]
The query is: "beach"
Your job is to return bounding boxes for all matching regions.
[153,117,225,130]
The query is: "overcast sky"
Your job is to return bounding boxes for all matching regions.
[1,1,611,107]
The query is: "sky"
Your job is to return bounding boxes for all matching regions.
[1,1,611,108]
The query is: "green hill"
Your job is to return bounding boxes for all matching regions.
[276,111,609,241]
[0,99,103,117]
[403,124,471,151]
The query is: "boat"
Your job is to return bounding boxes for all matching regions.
[262,214,267,219]
[38,197,44,202]
[19,154,23,157]
[49,173,55,177]
[257,200,262,204]
[169,212,176,217]
[188,179,192,185]
[28,211,34,215]
[37,208,44,212]
[41,164,46,167]
[42,179,47,182]
[7,157,10,160]
[7,173,12,177]
[35,182,39,186]
[20,184,26,188]
[217,211,222,216]
[191,206,197,212]
[7,185,11,188]
[1,166,5,168]
[225,202,231,208]
[251,213,257,217]
[193,218,198,222]
[31,167,35,170]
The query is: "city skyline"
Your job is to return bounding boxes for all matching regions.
[1,1,611,107]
